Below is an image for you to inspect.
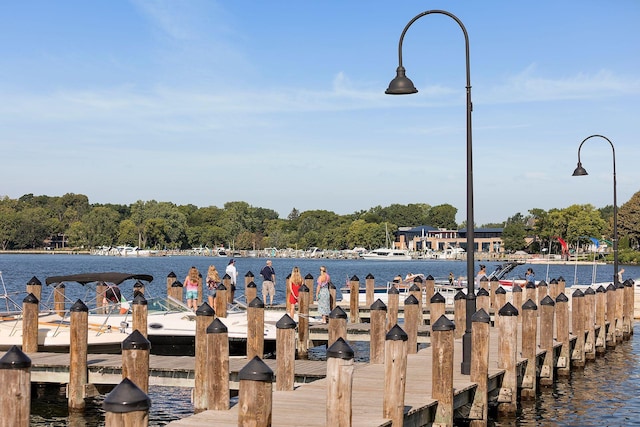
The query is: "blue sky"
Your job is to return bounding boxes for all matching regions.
[1,1,639,225]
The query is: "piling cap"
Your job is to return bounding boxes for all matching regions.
[522,299,538,310]
[540,295,555,306]
[388,285,399,295]
[206,317,228,334]
[328,282,336,289]
[605,283,615,291]
[245,271,254,278]
[248,297,265,308]
[413,275,423,283]
[223,273,231,280]
[132,293,147,305]
[385,324,408,341]
[572,289,584,298]
[596,285,607,293]
[624,279,633,287]
[471,308,490,323]
[216,283,227,291]
[0,345,31,369]
[476,288,489,297]
[495,286,507,295]
[329,306,347,319]
[23,293,38,304]
[584,287,596,295]
[103,378,151,413]
[370,299,387,311]
[366,273,375,280]
[299,284,309,292]
[426,275,434,281]
[27,276,42,286]
[490,276,499,283]
[549,278,558,284]
[431,315,455,331]
[430,292,445,304]
[239,356,274,382]
[557,276,565,282]
[133,280,144,289]
[525,281,536,289]
[122,330,151,350]
[70,299,88,312]
[498,302,519,316]
[305,273,314,279]
[409,283,421,291]
[276,314,297,329]
[538,280,548,287]
[171,280,183,288]
[556,293,569,303]
[511,284,522,293]
[454,290,466,300]
[404,294,419,305]
[350,275,359,281]
[196,302,215,316]
[326,337,355,360]
[167,271,177,278]
[247,281,257,288]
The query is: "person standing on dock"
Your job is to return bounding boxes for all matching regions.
[205,265,221,308]
[475,264,487,289]
[525,268,535,284]
[288,266,303,317]
[225,259,238,297]
[315,265,331,323]
[260,260,276,307]
[183,266,200,311]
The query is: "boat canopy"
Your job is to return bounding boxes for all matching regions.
[45,272,154,286]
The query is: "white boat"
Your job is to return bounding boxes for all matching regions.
[360,248,412,261]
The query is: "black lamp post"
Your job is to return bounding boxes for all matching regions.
[385,9,475,375]
[572,134,618,285]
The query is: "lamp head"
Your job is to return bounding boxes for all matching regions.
[572,162,588,176]
[385,66,418,95]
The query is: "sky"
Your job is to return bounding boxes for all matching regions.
[1,1,639,225]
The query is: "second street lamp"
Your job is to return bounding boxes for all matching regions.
[572,134,619,285]
[385,9,476,375]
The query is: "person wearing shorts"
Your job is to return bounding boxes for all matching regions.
[183,266,200,310]
[260,260,276,306]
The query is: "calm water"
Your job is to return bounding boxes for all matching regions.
[1,254,639,426]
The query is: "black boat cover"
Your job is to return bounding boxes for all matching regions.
[45,272,154,286]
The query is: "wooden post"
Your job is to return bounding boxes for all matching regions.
[425,275,435,314]
[121,330,151,393]
[571,289,586,368]
[557,276,566,297]
[326,338,354,427]
[584,287,596,360]
[525,282,536,308]
[495,286,507,313]
[194,302,215,413]
[430,292,446,327]
[365,273,375,307]
[539,295,555,386]
[387,286,399,333]
[521,299,538,399]
[297,284,310,358]
[25,276,42,311]
[413,275,424,307]
[496,302,519,416]
[556,293,571,376]
[349,275,360,323]
[329,282,337,311]
[403,295,419,354]
[489,277,499,309]
[304,273,314,303]
[476,288,490,316]
[96,281,107,313]
[54,283,66,317]
[595,285,607,355]
[549,278,559,301]
[246,281,257,305]
[222,273,233,306]
[247,297,265,360]
[511,283,523,322]
[479,275,489,295]
[69,299,88,412]
[166,271,177,295]
[103,378,150,427]
[410,283,423,325]
[215,284,228,318]
[206,318,229,410]
[606,283,617,348]
[469,309,490,427]
[244,271,254,301]
[169,279,183,303]
[454,291,466,339]
[383,325,408,426]
[0,346,32,427]
[22,294,39,353]
[197,273,204,306]
[431,315,455,427]
[537,280,549,306]
[133,280,145,297]
[615,282,624,343]
[369,299,387,364]
[238,357,274,426]
[328,306,348,348]
[623,279,633,340]
[275,314,296,391]
[285,273,292,315]
[131,293,148,339]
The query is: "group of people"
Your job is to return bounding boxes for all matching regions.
[182,259,238,310]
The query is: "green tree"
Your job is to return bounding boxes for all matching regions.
[618,190,640,249]
[427,204,458,229]
[501,213,528,252]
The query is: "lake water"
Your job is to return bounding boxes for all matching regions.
[1,253,639,426]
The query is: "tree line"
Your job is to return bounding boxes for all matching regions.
[1,191,639,261]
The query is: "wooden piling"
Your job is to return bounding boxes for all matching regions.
[246,281,257,305]
[328,306,348,348]
[539,295,555,386]
[571,289,586,368]
[584,287,596,360]
[285,273,292,316]
[538,280,549,306]
[489,277,499,309]
[365,273,375,307]
[387,286,399,333]
[194,303,215,413]
[238,357,273,426]
[131,293,148,339]
[623,279,633,339]
[454,291,466,339]
[369,299,387,364]
[511,284,523,322]
[476,288,490,315]
[215,284,227,318]
[403,295,419,354]
[206,318,229,410]
[69,299,89,412]
[26,276,42,311]
[166,271,177,295]
[430,292,446,326]
[595,285,607,355]
[96,281,107,313]
[22,294,39,353]
[197,273,204,306]
[245,271,254,297]
[615,282,624,343]
[326,338,354,427]
[349,275,360,323]
[383,325,408,427]
[168,279,183,303]
[304,273,314,302]
[424,275,435,313]
[557,276,566,297]
[525,282,536,308]
[556,293,571,376]
[222,274,233,306]
[0,346,31,427]
[521,299,538,399]
[54,283,66,317]
[295,285,310,359]
[121,330,151,393]
[497,302,519,416]
[409,283,423,323]
[133,280,145,297]
[247,298,265,360]
[275,315,297,391]
[469,309,490,427]
[329,282,337,310]
[103,378,150,427]
[549,278,559,302]
[495,286,507,313]
[413,275,424,307]
[606,284,616,348]
[432,315,455,427]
